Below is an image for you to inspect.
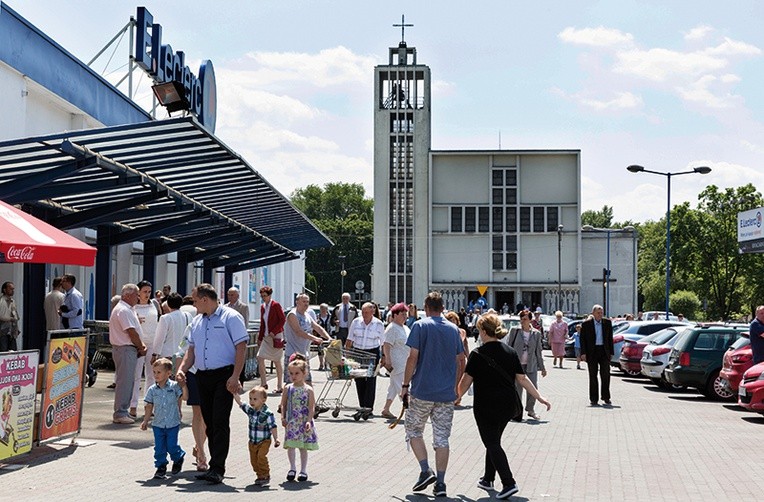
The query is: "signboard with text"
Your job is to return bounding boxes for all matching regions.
[738,207,764,254]
[0,350,39,461]
[39,336,87,442]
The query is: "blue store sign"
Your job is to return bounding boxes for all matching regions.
[134,6,217,132]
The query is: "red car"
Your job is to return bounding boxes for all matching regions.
[719,337,751,393]
[738,361,764,414]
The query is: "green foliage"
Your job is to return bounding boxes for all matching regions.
[581,205,614,228]
[669,290,701,320]
[635,183,764,320]
[290,183,373,305]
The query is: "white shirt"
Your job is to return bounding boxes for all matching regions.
[348,316,384,350]
[155,309,191,357]
[384,322,410,375]
[109,300,143,346]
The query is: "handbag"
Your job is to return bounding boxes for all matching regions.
[472,350,523,422]
[272,334,285,349]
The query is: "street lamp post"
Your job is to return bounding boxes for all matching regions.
[339,255,347,297]
[627,165,711,320]
[557,224,563,313]
[582,225,635,317]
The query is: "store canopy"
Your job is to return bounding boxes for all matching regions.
[0,200,96,266]
[0,117,332,268]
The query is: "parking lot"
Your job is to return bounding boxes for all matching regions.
[1,347,763,501]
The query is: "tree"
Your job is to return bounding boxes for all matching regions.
[290,183,373,305]
[581,205,614,228]
[670,290,701,321]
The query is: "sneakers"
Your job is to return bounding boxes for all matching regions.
[496,484,519,499]
[433,481,447,497]
[412,469,436,491]
[154,464,167,479]
[112,416,134,424]
[477,477,495,491]
[171,456,184,475]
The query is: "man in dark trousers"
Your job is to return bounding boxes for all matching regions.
[579,304,614,406]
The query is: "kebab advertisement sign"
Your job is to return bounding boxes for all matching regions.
[0,350,39,461]
[39,336,86,442]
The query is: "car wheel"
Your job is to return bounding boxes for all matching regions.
[650,377,666,388]
[621,367,642,377]
[706,371,734,401]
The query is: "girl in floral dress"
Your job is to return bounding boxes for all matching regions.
[280,358,318,482]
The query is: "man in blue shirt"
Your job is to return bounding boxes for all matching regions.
[749,306,764,364]
[59,274,83,329]
[176,283,248,485]
[580,304,614,406]
[401,291,466,498]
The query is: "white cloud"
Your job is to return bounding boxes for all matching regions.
[676,74,742,109]
[684,25,713,41]
[704,37,761,57]
[614,48,727,81]
[577,91,643,111]
[558,26,634,49]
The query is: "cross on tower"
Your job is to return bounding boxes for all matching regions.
[393,15,413,43]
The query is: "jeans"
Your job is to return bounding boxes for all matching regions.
[196,365,235,475]
[152,425,185,468]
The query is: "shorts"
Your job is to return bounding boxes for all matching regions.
[185,370,201,406]
[574,348,581,357]
[404,397,454,449]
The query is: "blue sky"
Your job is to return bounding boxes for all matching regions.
[10,0,764,223]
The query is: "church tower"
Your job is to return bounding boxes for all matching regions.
[372,20,431,304]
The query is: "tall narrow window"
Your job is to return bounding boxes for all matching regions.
[451,207,462,232]
[465,207,476,232]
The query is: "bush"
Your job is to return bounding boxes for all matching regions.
[670,290,701,321]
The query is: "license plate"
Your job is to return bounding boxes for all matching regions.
[739,386,747,397]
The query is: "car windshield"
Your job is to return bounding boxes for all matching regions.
[614,322,631,334]
[648,328,678,345]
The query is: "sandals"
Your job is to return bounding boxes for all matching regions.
[273,388,283,394]
[528,412,540,420]
[297,472,308,482]
[287,470,296,481]
[380,411,396,419]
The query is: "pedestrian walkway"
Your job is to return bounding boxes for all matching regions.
[2,347,764,501]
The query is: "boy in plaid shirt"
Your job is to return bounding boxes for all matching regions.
[234,386,280,486]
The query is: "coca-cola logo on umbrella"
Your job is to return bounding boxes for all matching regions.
[6,246,36,261]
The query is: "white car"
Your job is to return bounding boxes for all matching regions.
[640,327,688,389]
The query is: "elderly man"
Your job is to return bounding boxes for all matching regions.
[110,284,147,424]
[0,282,20,351]
[401,291,466,498]
[580,304,614,406]
[333,293,358,344]
[284,293,329,383]
[346,302,385,419]
[224,287,250,324]
[177,283,248,485]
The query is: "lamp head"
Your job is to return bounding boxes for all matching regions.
[693,166,712,174]
[627,165,645,173]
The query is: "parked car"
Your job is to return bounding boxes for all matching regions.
[718,336,752,395]
[664,325,747,400]
[738,361,764,414]
[564,319,584,358]
[642,311,679,321]
[620,328,682,377]
[640,327,686,389]
[499,314,521,335]
[610,320,689,369]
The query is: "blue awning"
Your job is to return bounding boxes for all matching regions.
[0,116,332,268]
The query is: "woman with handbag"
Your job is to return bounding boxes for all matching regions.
[457,313,551,500]
[503,309,547,420]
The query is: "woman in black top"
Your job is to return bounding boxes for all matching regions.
[457,313,551,500]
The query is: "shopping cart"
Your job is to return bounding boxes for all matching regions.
[314,340,378,421]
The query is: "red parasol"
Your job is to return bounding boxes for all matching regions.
[0,200,96,266]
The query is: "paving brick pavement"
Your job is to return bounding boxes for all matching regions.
[2,345,764,501]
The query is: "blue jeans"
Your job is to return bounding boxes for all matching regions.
[152,425,185,468]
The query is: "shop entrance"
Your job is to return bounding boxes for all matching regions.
[494,291,515,314]
[521,291,543,312]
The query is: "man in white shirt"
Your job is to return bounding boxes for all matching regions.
[346,302,385,418]
[110,284,147,424]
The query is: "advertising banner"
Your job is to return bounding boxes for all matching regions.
[39,336,86,442]
[738,207,764,254]
[0,350,39,461]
